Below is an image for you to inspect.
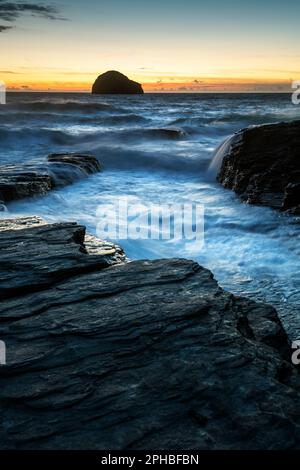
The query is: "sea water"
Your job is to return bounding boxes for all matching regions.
[0,92,299,337]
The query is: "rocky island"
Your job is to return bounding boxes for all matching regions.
[92,71,144,95]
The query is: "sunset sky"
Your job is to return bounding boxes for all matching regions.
[0,0,300,92]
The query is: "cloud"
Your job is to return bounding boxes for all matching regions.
[0,1,66,32]
[0,23,12,31]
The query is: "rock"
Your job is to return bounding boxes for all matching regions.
[0,153,101,204]
[0,217,125,298]
[217,121,300,214]
[1,218,300,449]
[47,153,101,187]
[0,168,52,203]
[283,183,300,213]
[92,71,144,95]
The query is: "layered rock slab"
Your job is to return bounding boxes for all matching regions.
[0,218,300,449]
[0,153,101,207]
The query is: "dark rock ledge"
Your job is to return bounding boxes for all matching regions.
[0,217,300,449]
[218,120,300,214]
[0,153,101,209]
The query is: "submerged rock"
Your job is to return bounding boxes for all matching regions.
[92,71,144,94]
[217,121,300,214]
[0,217,300,449]
[0,153,101,204]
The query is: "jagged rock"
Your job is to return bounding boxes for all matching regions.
[217,121,300,214]
[0,168,52,202]
[0,153,101,204]
[92,71,144,95]
[0,217,125,299]
[0,217,300,449]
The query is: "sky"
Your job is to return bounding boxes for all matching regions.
[0,0,300,92]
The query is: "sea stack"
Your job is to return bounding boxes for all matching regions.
[217,120,300,214]
[92,70,144,94]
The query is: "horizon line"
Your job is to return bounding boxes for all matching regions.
[5,90,293,94]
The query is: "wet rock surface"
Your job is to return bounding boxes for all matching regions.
[0,168,52,204]
[92,71,144,95]
[0,217,300,449]
[0,153,101,205]
[0,217,125,299]
[218,121,300,214]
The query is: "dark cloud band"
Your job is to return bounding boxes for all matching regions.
[0,1,65,32]
[0,24,12,31]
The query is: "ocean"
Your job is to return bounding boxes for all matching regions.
[0,92,300,337]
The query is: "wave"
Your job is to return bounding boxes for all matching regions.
[0,113,150,127]
[207,134,238,178]
[84,145,209,173]
[0,125,191,174]
[4,100,124,114]
[47,162,96,187]
[170,112,300,128]
[129,127,185,139]
[0,127,86,146]
[93,114,149,125]
[0,126,186,150]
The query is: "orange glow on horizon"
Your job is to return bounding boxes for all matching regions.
[1,64,299,93]
[1,0,299,94]
[2,73,297,93]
